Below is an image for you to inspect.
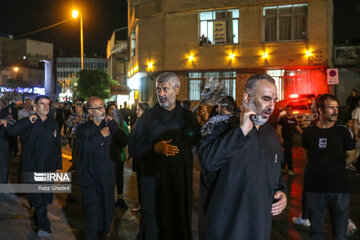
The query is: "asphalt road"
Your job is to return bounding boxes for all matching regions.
[0,133,359,239]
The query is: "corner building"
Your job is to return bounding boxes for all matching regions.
[127,0,333,106]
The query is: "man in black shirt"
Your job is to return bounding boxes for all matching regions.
[77,96,127,240]
[199,74,287,240]
[1,95,62,237]
[278,106,302,175]
[302,94,356,239]
[129,72,201,240]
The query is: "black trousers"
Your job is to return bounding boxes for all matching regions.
[115,160,125,195]
[302,190,309,219]
[307,192,350,240]
[135,168,142,203]
[138,176,158,240]
[8,136,18,155]
[33,204,50,229]
[71,138,79,168]
[282,140,293,170]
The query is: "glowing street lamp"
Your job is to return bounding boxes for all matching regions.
[72,10,79,19]
[13,67,19,72]
[72,9,84,69]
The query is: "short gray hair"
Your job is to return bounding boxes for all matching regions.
[156,72,180,89]
[86,96,103,110]
[244,74,276,95]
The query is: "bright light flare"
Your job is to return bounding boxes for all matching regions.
[13,67,19,72]
[262,52,268,59]
[72,10,79,19]
[188,54,194,62]
[290,94,299,99]
[305,50,312,57]
[229,53,235,60]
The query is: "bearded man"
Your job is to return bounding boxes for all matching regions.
[129,72,201,240]
[76,96,127,240]
[198,74,287,240]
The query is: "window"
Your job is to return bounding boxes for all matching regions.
[266,69,285,100]
[130,28,136,57]
[199,9,239,45]
[188,71,236,101]
[263,4,307,42]
[140,77,149,101]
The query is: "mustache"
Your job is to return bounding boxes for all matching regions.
[159,96,167,101]
[262,108,272,114]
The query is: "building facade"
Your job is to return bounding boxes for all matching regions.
[106,29,131,107]
[0,36,53,99]
[127,0,333,106]
[334,44,360,105]
[56,57,107,100]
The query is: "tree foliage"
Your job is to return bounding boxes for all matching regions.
[76,69,117,99]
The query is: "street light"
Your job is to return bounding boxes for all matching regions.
[72,9,84,69]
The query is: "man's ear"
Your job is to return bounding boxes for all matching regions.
[243,92,251,105]
[317,107,323,115]
[175,86,180,95]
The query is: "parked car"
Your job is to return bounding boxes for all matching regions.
[269,95,316,129]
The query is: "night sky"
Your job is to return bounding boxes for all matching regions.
[0,0,359,59]
[0,0,128,58]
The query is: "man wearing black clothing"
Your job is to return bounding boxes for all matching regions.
[1,95,62,237]
[0,100,9,189]
[302,94,356,240]
[0,106,9,201]
[129,72,201,240]
[199,74,287,240]
[77,96,128,240]
[278,106,302,175]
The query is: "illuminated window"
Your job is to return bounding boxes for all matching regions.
[263,4,307,42]
[130,28,136,57]
[199,9,239,45]
[266,69,285,100]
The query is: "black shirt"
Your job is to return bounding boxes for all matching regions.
[278,116,298,140]
[199,123,285,240]
[302,124,355,193]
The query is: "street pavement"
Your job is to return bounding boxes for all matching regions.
[0,133,360,239]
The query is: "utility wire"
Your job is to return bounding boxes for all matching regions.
[15,18,73,39]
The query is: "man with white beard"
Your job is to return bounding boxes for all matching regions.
[198,74,287,240]
[76,96,126,240]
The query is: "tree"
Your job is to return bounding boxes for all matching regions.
[76,69,117,99]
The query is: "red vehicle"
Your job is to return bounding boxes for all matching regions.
[269,94,316,129]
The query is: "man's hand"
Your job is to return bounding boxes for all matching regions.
[272,191,287,216]
[100,127,110,138]
[199,106,209,121]
[0,119,7,128]
[29,114,38,124]
[154,139,179,157]
[196,106,209,126]
[239,108,255,136]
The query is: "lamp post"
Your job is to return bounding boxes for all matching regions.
[72,10,84,70]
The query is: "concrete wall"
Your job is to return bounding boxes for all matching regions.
[129,0,332,73]
[337,67,360,106]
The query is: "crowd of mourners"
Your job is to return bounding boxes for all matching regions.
[0,72,358,240]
